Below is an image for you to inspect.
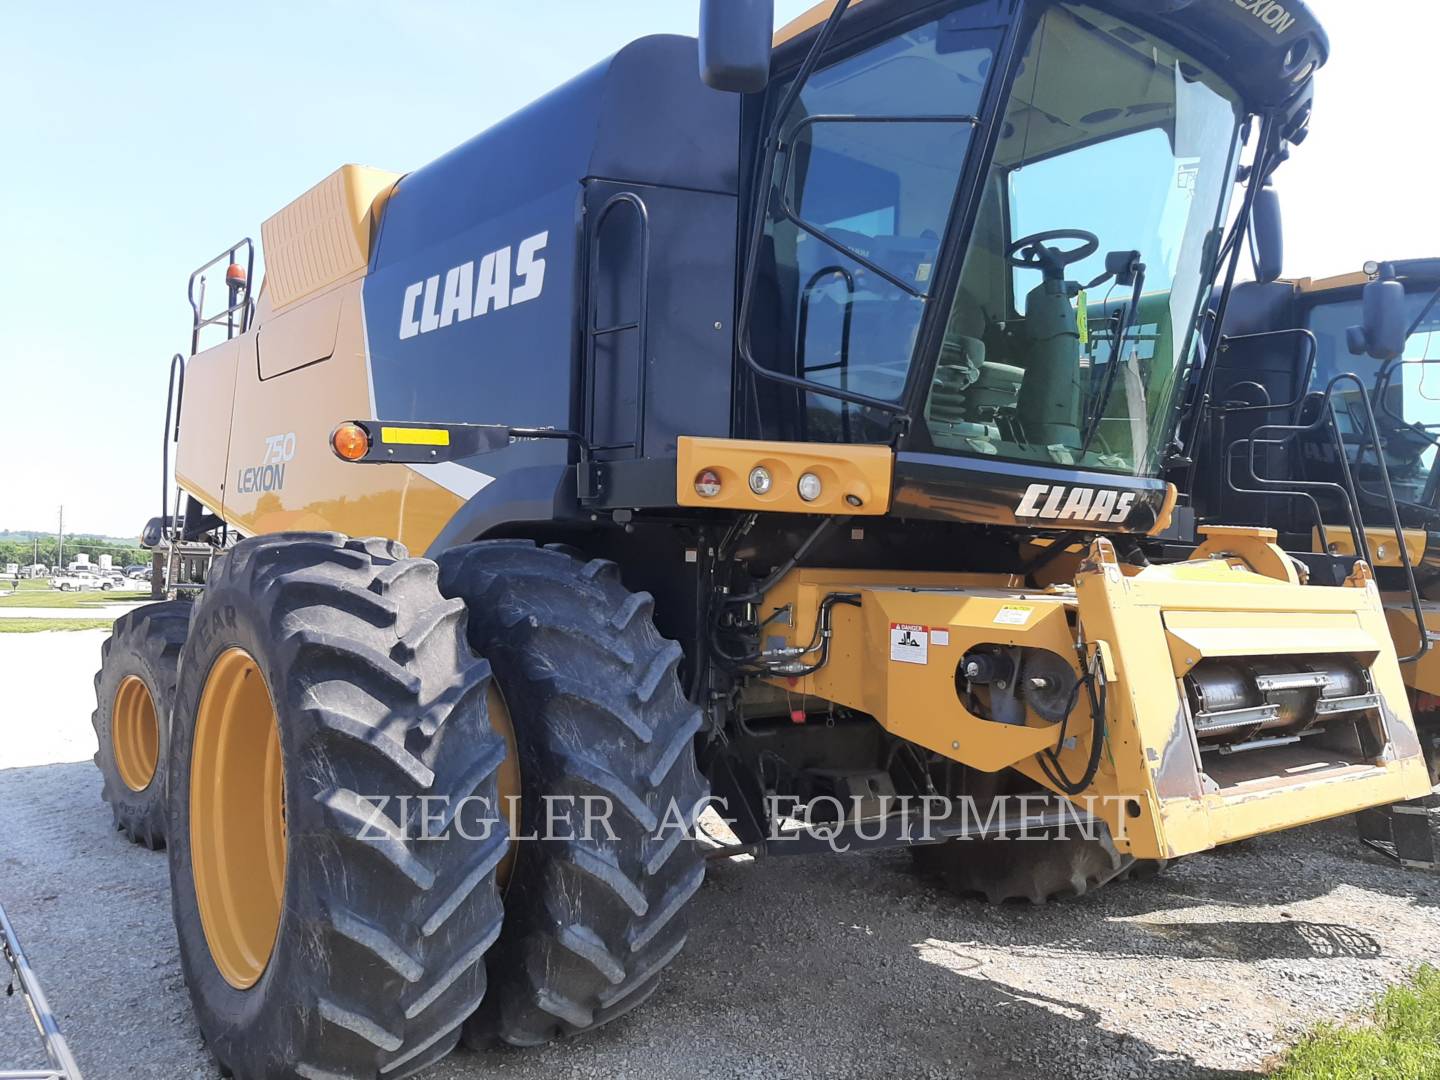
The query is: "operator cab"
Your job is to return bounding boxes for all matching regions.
[1203,261,1440,565]
[738,0,1324,533]
[1307,264,1440,519]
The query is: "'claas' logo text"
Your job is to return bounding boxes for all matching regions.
[1015,483,1136,524]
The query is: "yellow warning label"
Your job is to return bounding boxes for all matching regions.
[1075,289,1089,347]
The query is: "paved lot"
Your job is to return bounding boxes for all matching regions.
[3,629,1439,1079]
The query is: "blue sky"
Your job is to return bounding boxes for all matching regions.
[1,0,1435,536]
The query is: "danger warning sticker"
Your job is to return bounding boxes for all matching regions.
[890,623,929,665]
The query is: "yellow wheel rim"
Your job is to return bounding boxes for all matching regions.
[190,648,287,990]
[112,675,160,792]
[490,683,521,889]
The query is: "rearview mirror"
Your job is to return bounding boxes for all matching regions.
[699,0,774,93]
[1250,183,1284,284]
[1347,263,1409,361]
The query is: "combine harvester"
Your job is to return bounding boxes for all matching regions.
[89,0,1434,1076]
[1191,258,1440,865]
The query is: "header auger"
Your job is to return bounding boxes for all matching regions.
[91,1,1433,1077]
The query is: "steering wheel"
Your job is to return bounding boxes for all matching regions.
[1007,229,1100,275]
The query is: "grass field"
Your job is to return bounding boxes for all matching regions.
[0,617,114,633]
[1271,965,1440,1079]
[0,578,148,608]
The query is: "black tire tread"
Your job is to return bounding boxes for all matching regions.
[91,599,191,848]
[438,540,707,1048]
[168,534,508,1080]
[912,827,1132,905]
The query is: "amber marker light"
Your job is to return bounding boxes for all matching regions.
[331,422,371,462]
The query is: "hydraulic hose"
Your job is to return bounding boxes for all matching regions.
[725,515,850,607]
[1035,642,1108,796]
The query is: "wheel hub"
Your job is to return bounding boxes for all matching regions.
[112,675,160,792]
[190,648,286,990]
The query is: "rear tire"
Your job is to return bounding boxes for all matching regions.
[91,599,190,848]
[438,541,708,1048]
[167,534,509,1079]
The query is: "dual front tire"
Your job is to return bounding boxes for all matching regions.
[158,534,704,1078]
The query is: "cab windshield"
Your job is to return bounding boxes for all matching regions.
[923,4,1243,476]
[752,4,1244,471]
[1309,291,1440,512]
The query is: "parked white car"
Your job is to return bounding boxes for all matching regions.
[49,570,113,592]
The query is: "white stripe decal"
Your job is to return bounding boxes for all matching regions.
[359,289,378,419]
[409,461,495,501]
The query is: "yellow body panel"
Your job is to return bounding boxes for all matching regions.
[677,436,893,514]
[1385,598,1440,698]
[1314,525,1428,568]
[1287,270,1371,294]
[175,335,242,513]
[761,538,1431,859]
[260,165,398,312]
[774,0,866,45]
[177,275,467,553]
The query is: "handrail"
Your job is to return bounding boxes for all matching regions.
[161,353,186,544]
[1224,371,1428,662]
[796,265,856,440]
[587,193,651,454]
[187,239,254,355]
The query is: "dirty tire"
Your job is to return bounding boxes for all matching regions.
[91,599,190,848]
[912,825,1131,905]
[438,540,708,1048]
[167,534,508,1080]
[1116,858,1170,883]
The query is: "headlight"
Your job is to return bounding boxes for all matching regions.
[748,466,773,495]
[797,472,823,502]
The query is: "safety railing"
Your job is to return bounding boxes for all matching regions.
[585,193,650,456]
[1220,361,1429,662]
[187,239,254,355]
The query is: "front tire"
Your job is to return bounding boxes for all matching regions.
[438,541,708,1048]
[91,600,190,847]
[168,534,509,1079]
[912,825,1131,905]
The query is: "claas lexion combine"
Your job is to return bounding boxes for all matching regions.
[86,0,1433,1077]
[1183,257,1440,865]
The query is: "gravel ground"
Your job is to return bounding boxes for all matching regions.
[3,629,1438,1079]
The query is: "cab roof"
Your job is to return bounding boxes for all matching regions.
[775,0,1328,113]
